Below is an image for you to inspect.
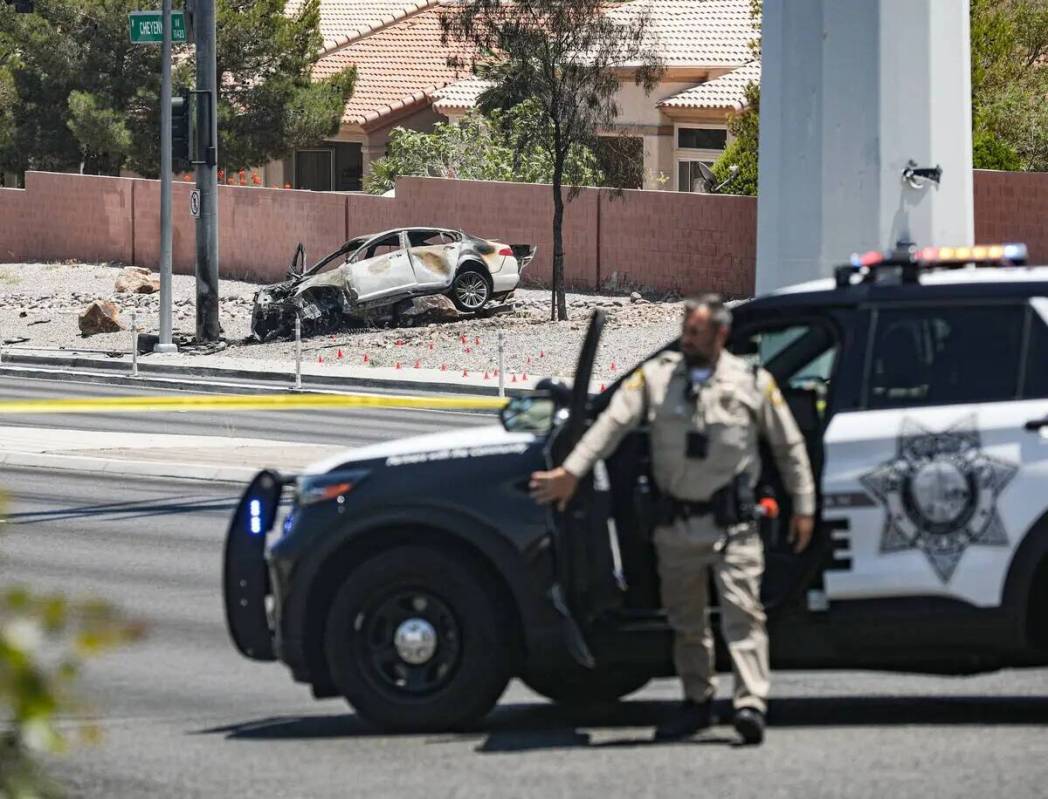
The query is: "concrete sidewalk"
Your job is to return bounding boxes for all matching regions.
[0,425,346,483]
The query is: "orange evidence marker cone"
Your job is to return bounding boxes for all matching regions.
[610,361,618,371]
[336,349,343,359]
[395,361,402,369]
[539,350,545,358]
[483,371,490,380]
[511,373,518,383]
[363,353,369,364]
[522,372,528,380]
[462,368,469,377]
[414,359,421,369]
[441,363,448,371]
[599,383,606,391]
[429,342,434,350]
[317,355,324,364]
[460,335,467,344]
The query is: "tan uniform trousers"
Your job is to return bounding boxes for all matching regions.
[654,516,769,713]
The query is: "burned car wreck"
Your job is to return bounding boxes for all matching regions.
[251,227,535,341]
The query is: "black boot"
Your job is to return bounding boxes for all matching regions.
[653,700,712,741]
[733,707,765,745]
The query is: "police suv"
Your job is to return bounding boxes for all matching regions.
[225,243,1048,732]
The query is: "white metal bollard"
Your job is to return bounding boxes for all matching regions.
[294,314,303,390]
[497,329,505,398]
[130,312,139,378]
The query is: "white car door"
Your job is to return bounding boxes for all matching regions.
[347,232,416,302]
[822,299,1048,608]
[406,230,461,289]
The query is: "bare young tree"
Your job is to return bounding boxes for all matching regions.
[442,0,663,320]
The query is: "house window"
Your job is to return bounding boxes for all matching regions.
[294,150,334,191]
[677,160,716,193]
[677,127,727,150]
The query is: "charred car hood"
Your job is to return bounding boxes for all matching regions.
[302,425,537,475]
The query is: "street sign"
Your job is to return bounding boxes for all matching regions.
[190,189,200,218]
[129,10,186,44]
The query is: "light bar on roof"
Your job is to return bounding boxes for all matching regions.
[836,242,1029,287]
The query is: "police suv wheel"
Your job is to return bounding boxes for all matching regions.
[323,546,513,732]
[523,667,650,706]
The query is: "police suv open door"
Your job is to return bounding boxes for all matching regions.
[546,311,630,667]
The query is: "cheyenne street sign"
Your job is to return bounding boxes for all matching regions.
[128,10,186,44]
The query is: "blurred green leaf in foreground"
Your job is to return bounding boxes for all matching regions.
[1,492,144,798]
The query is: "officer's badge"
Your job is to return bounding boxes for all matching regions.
[859,415,1017,582]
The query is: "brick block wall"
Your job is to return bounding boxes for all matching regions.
[974,169,1048,264]
[1,172,133,264]
[2,169,1048,295]
[598,189,756,296]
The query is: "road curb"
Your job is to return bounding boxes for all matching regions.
[0,450,258,484]
[0,352,535,398]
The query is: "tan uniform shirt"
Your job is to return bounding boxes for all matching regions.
[562,351,816,516]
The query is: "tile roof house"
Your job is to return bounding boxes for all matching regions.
[433,0,759,192]
[280,0,760,193]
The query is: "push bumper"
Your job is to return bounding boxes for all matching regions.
[223,469,291,661]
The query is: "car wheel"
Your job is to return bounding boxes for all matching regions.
[523,666,651,706]
[449,267,492,312]
[324,546,513,732]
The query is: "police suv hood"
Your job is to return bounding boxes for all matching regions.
[302,424,537,475]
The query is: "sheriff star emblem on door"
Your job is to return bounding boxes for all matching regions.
[859,415,1018,582]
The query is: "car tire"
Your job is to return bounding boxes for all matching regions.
[449,267,492,313]
[323,546,513,733]
[522,666,651,706]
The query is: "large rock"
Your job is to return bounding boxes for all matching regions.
[399,294,461,324]
[78,301,125,336]
[115,266,160,294]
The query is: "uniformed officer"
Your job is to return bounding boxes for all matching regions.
[530,294,815,745]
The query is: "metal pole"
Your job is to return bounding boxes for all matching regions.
[195,0,220,342]
[155,0,177,353]
[131,312,139,378]
[294,314,302,390]
[497,329,505,398]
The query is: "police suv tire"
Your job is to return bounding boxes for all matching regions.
[323,546,513,733]
[522,667,650,705]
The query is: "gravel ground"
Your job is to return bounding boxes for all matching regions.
[0,262,685,382]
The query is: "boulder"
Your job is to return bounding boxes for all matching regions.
[115,267,160,294]
[400,294,461,324]
[78,301,125,336]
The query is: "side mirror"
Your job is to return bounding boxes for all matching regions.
[499,394,557,435]
[534,377,572,407]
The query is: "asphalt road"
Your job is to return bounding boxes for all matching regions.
[2,376,1048,798]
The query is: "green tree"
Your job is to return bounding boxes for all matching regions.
[971,0,1048,171]
[0,0,354,178]
[364,101,603,195]
[442,0,663,320]
[711,81,759,196]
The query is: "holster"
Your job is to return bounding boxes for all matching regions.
[711,472,756,527]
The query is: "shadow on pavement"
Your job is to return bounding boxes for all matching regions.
[195,694,1048,753]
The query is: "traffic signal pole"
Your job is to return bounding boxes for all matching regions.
[194,0,221,342]
[155,0,177,353]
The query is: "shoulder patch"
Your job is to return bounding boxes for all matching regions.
[625,370,646,390]
[763,374,785,407]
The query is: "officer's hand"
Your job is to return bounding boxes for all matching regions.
[529,467,579,512]
[789,514,815,553]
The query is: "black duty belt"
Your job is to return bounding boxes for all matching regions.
[668,497,714,520]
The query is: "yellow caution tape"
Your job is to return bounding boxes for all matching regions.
[0,392,507,414]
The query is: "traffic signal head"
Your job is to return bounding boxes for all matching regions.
[171,89,191,167]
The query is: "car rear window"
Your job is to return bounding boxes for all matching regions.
[866,305,1024,409]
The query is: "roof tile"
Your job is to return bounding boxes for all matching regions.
[658,60,760,109]
[313,6,472,127]
[287,0,436,52]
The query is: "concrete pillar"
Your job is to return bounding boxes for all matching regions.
[756,0,974,293]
